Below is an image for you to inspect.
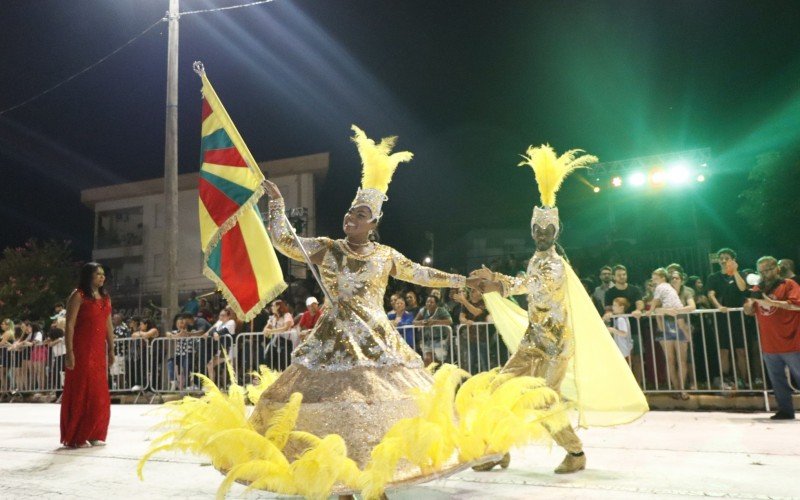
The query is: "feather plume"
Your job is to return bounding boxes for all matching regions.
[518,144,598,207]
[265,392,303,450]
[290,434,361,499]
[216,460,295,499]
[245,365,280,404]
[351,125,413,193]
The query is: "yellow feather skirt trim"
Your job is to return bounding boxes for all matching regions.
[138,364,569,499]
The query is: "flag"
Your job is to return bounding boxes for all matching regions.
[196,66,286,321]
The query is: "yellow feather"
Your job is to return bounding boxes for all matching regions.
[361,437,406,500]
[290,434,360,499]
[216,459,295,499]
[351,125,413,193]
[245,365,279,404]
[264,392,303,450]
[287,430,323,453]
[518,144,598,207]
[204,428,288,467]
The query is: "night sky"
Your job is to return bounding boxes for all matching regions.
[1,0,799,272]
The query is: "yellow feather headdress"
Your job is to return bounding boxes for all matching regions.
[350,125,413,220]
[518,144,598,231]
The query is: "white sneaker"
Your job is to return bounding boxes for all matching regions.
[169,381,178,391]
[131,385,142,392]
[89,440,106,447]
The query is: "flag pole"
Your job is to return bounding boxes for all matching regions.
[192,61,336,315]
[279,214,337,314]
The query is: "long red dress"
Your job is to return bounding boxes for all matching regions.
[60,289,111,447]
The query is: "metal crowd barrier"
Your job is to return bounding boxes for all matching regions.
[396,325,455,366]
[234,331,293,386]
[147,334,234,402]
[110,338,148,402]
[454,322,509,374]
[607,308,776,408]
[0,341,66,401]
[2,309,795,414]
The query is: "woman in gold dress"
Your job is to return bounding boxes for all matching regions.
[252,127,466,479]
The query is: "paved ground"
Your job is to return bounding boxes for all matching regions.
[0,404,797,499]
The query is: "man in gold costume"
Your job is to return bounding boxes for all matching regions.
[468,145,603,474]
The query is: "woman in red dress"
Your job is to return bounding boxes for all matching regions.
[61,262,114,448]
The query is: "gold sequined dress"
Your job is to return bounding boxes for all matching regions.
[251,198,465,479]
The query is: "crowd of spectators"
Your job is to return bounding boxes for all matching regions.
[1,248,798,406]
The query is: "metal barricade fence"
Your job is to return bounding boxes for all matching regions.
[109,337,148,397]
[233,331,294,385]
[148,335,234,399]
[608,308,771,403]
[0,342,67,399]
[399,325,455,366]
[455,322,509,374]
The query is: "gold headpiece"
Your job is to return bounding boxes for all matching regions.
[350,125,413,221]
[518,144,598,233]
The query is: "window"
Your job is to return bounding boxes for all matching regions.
[95,207,143,249]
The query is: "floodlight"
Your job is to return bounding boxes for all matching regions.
[629,172,646,186]
[593,186,600,193]
[611,176,623,187]
[696,174,706,182]
[667,164,691,184]
[651,169,665,185]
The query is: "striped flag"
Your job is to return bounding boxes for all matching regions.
[196,68,286,321]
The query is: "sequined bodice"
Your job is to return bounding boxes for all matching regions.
[267,198,464,370]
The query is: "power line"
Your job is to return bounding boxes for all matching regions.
[0,18,165,116]
[180,0,275,16]
[0,0,278,116]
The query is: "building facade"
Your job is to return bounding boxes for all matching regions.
[80,153,328,312]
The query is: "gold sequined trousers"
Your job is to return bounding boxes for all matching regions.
[500,343,583,454]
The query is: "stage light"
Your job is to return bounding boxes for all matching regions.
[593,186,600,193]
[629,172,646,186]
[611,176,623,187]
[423,256,432,264]
[696,174,706,182]
[667,164,691,184]
[651,169,665,185]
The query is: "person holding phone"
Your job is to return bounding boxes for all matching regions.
[744,256,800,420]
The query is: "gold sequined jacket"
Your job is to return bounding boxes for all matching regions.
[267,198,465,370]
[494,247,572,359]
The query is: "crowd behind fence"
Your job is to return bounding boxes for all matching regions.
[0,308,792,410]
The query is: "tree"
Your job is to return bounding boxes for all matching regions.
[738,149,800,250]
[0,240,79,321]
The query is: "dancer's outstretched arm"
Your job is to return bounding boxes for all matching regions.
[467,266,525,296]
[390,249,465,289]
[263,180,332,265]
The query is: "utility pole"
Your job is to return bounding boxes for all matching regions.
[163,0,180,332]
